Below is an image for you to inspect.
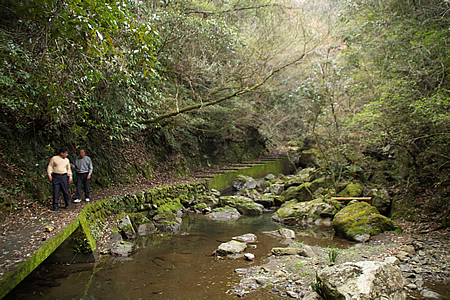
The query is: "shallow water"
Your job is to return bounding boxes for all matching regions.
[6,212,351,300]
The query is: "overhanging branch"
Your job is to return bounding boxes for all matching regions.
[141,53,307,125]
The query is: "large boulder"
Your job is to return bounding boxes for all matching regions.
[282,183,312,202]
[367,188,391,215]
[318,261,405,300]
[255,194,284,207]
[214,240,247,255]
[206,207,241,221]
[283,167,316,188]
[282,177,328,202]
[339,182,364,197]
[219,196,264,215]
[272,198,342,225]
[333,202,397,241]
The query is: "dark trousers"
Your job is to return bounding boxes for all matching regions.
[75,173,90,199]
[52,174,70,210]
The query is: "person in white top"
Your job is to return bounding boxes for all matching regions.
[47,147,73,211]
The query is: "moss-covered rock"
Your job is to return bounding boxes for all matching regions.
[339,182,364,197]
[282,183,313,202]
[272,198,342,225]
[332,202,397,241]
[128,212,152,226]
[233,175,258,191]
[255,194,285,207]
[153,211,182,233]
[219,196,264,215]
[367,188,391,215]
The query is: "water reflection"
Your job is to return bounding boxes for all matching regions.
[6,213,351,300]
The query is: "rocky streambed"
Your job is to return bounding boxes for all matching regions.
[227,228,449,299]
[98,168,448,299]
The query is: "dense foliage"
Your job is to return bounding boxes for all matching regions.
[0,0,448,223]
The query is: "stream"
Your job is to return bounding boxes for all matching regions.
[6,212,351,300]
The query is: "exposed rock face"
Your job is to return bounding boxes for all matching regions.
[117,214,136,239]
[206,207,241,221]
[282,184,313,202]
[318,261,405,300]
[233,175,258,191]
[215,240,247,255]
[219,196,264,215]
[367,188,391,215]
[333,201,397,241]
[269,183,285,195]
[272,198,342,225]
[339,182,364,197]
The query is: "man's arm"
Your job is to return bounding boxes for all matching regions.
[47,157,54,181]
[66,159,73,183]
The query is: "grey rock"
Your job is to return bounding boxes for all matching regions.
[399,264,411,272]
[396,251,410,261]
[219,196,264,215]
[206,207,241,221]
[233,175,258,191]
[272,198,342,225]
[215,240,247,255]
[279,228,296,239]
[117,214,136,239]
[244,253,255,261]
[403,245,415,255]
[137,223,156,236]
[385,256,400,265]
[354,234,371,243]
[287,290,299,298]
[111,241,136,257]
[303,292,322,300]
[265,174,277,181]
[421,290,441,299]
[318,261,405,300]
[367,188,391,215]
[406,283,417,290]
[271,247,301,256]
[255,277,270,285]
[233,233,258,243]
[270,184,285,195]
[298,244,317,258]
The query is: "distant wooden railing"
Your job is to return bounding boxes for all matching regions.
[332,197,372,203]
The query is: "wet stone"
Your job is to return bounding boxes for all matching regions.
[421,290,441,299]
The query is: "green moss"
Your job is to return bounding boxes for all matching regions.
[339,183,363,197]
[333,202,397,240]
[194,203,208,210]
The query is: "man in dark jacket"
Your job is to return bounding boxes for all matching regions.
[72,148,93,202]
